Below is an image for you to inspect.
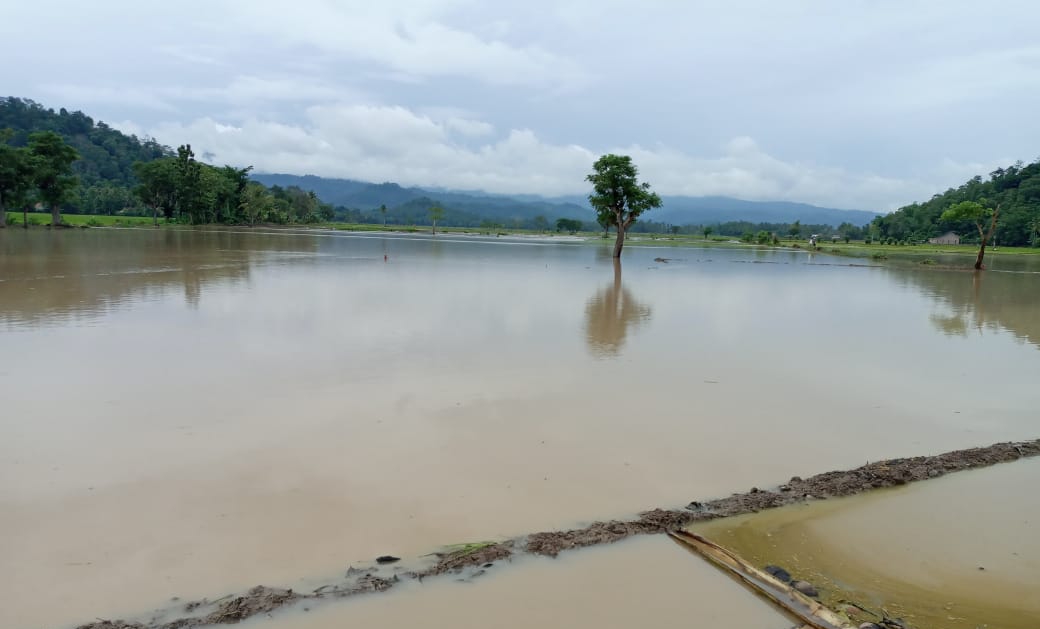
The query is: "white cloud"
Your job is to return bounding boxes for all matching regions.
[6,0,1039,213]
[228,0,589,88]
[145,105,971,210]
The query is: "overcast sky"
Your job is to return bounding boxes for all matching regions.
[3,0,1038,210]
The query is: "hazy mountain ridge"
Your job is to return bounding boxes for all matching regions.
[252,173,878,227]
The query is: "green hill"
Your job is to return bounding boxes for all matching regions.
[0,97,170,188]
[872,160,1040,247]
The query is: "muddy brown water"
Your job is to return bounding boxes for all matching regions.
[2,229,1039,628]
[693,456,1040,628]
[238,536,790,629]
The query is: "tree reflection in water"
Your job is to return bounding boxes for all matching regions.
[584,259,652,358]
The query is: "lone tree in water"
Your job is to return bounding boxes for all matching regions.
[429,205,444,234]
[587,154,661,258]
[941,200,1001,270]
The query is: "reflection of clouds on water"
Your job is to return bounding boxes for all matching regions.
[584,260,653,358]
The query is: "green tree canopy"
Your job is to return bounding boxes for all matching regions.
[586,154,662,258]
[429,205,445,234]
[28,131,79,226]
[0,129,35,228]
[941,200,1001,269]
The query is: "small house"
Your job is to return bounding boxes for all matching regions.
[928,232,960,245]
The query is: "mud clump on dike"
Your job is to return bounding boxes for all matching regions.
[72,439,1039,629]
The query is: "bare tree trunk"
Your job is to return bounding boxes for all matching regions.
[613,221,625,258]
[432,220,437,235]
[51,205,61,227]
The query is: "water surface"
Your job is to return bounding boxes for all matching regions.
[693,457,1040,628]
[2,228,1038,627]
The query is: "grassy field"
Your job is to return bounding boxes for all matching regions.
[4,212,156,227]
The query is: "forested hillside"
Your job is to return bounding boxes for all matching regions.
[1,98,333,225]
[872,159,1040,246]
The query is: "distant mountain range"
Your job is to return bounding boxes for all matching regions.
[252,173,879,227]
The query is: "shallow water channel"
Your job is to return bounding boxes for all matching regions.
[2,228,1039,628]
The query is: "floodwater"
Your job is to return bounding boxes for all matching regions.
[693,457,1040,628]
[1,228,1039,628]
[241,536,789,629]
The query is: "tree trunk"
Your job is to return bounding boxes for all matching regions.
[51,205,61,227]
[974,205,1001,270]
[23,206,28,229]
[153,204,159,228]
[432,220,437,235]
[613,221,625,258]
[0,199,6,228]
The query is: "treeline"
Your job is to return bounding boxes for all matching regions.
[1,98,335,227]
[872,159,1040,247]
[626,218,867,239]
[1,97,169,213]
[134,145,333,225]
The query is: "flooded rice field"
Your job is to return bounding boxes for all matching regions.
[1,228,1039,628]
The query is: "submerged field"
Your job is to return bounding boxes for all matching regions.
[1,228,1038,628]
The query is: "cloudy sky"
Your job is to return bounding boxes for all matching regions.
[3,0,1038,210]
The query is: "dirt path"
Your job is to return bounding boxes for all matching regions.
[77,439,1039,629]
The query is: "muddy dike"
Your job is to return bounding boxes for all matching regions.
[75,439,1039,629]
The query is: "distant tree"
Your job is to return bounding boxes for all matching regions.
[788,220,802,238]
[669,225,680,235]
[586,154,662,258]
[596,212,614,238]
[702,225,713,240]
[133,159,177,226]
[556,217,583,234]
[28,131,79,226]
[1030,217,1040,248]
[379,203,387,227]
[941,200,1001,270]
[214,165,252,223]
[533,214,548,232]
[173,144,202,223]
[239,181,274,226]
[0,129,35,228]
[429,205,444,234]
